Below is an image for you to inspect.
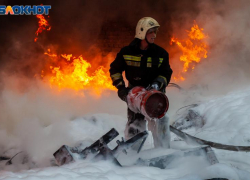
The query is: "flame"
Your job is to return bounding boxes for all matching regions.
[44,49,57,57]
[33,16,115,96]
[171,21,208,81]
[34,15,51,42]
[42,50,115,95]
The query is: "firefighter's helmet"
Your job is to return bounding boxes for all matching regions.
[135,17,160,40]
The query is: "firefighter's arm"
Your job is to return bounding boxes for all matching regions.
[153,51,173,89]
[109,50,129,102]
[109,50,126,89]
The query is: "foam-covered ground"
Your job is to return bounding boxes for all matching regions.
[180,87,250,175]
[1,84,250,179]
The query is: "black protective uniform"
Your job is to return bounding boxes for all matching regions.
[109,39,173,94]
[109,39,173,142]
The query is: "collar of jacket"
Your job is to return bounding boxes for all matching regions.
[129,38,155,51]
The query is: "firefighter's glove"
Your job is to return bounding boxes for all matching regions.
[118,86,129,102]
[150,82,160,91]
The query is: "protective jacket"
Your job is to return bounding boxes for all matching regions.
[109,39,173,92]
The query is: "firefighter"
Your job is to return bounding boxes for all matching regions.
[109,17,173,148]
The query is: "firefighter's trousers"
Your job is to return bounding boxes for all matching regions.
[124,108,170,148]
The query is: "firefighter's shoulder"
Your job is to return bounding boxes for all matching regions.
[152,44,169,55]
[117,45,132,54]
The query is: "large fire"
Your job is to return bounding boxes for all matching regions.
[33,14,115,95]
[170,21,208,81]
[42,49,115,95]
[36,15,208,94]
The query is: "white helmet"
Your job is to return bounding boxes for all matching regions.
[135,17,160,40]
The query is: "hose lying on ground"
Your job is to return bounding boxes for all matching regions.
[170,126,250,152]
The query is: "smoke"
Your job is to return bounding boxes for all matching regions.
[0,0,250,171]
[170,0,250,95]
[0,74,127,170]
[162,0,250,126]
[0,0,200,133]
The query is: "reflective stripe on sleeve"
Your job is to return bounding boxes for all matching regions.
[158,58,163,67]
[111,73,122,82]
[158,75,167,84]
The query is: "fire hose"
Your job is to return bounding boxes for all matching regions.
[170,126,250,152]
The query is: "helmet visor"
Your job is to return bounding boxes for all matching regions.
[147,27,159,35]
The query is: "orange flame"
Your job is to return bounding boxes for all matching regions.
[42,50,115,95]
[34,15,51,42]
[34,16,115,96]
[171,22,208,81]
